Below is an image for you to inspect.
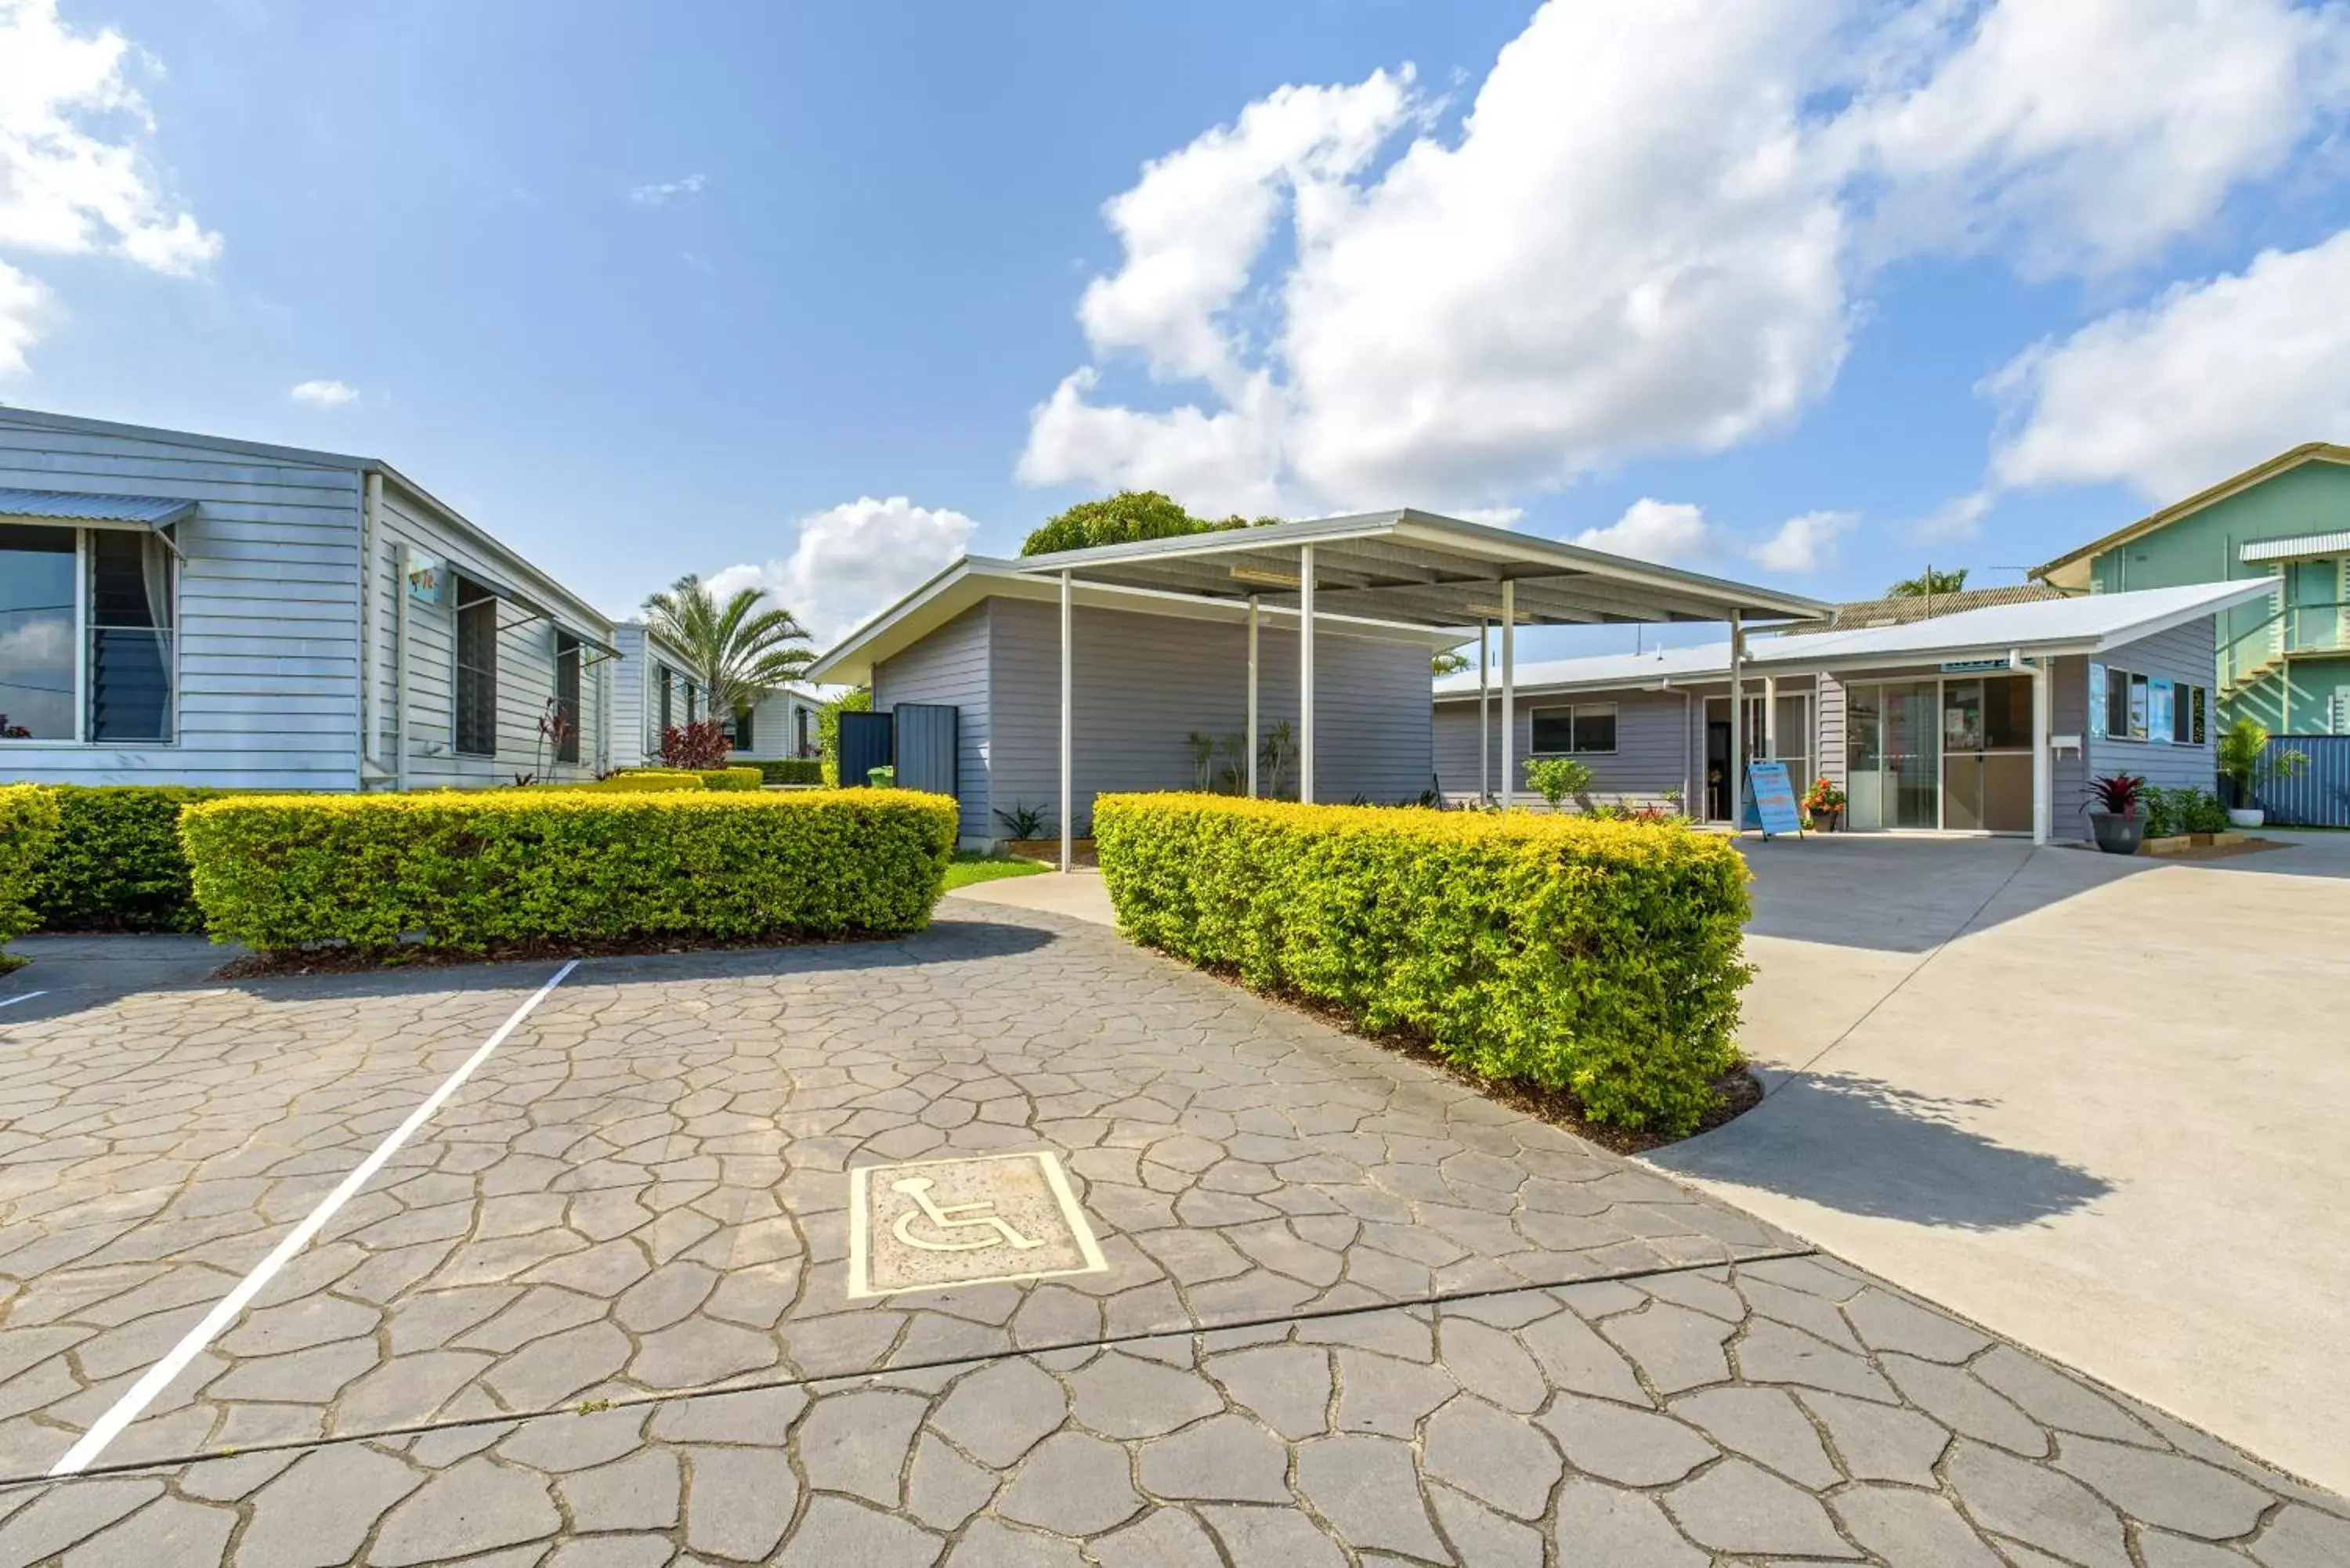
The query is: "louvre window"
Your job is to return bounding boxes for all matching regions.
[554,632,581,764]
[454,580,499,757]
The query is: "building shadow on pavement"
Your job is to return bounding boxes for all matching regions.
[1649,1071,2114,1230]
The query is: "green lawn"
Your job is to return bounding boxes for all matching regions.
[942,852,1050,891]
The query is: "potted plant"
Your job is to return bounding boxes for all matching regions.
[866,764,896,789]
[2084,773,2146,854]
[2215,716,2308,828]
[1802,775,1846,831]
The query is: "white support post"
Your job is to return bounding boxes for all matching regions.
[2031,656,2051,846]
[1728,609,1745,833]
[1298,545,1316,804]
[1762,674,1778,761]
[1477,620,1490,803]
[1499,582,1517,809]
[1059,570,1073,873]
[1246,594,1260,799]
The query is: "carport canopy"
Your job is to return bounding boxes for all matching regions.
[1014,510,1831,867]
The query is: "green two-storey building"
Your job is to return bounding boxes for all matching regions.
[2034,443,2350,739]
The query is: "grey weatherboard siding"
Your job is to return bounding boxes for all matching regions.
[0,409,609,790]
[2088,619,2221,795]
[872,598,1437,846]
[1434,690,1697,804]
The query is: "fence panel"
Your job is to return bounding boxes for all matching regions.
[892,704,960,797]
[2257,735,2350,827]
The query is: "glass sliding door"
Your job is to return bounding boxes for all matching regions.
[1943,673,2033,832]
[1885,681,1941,828]
[1846,684,1884,829]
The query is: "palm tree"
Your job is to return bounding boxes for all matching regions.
[1887,565,1968,598]
[642,575,815,722]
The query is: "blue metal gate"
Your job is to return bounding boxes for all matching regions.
[2257,735,2350,826]
[838,711,892,786]
[892,704,959,797]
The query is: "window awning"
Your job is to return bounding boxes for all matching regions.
[2242,530,2350,563]
[0,488,197,529]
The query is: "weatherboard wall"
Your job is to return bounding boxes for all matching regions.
[0,412,366,789]
[873,602,994,842]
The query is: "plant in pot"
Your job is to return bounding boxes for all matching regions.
[1802,775,1846,831]
[2084,773,2146,854]
[2215,716,2308,828]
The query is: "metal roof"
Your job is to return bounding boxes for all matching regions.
[0,487,197,528]
[2242,530,2350,562]
[1010,509,1831,629]
[1434,580,2278,699]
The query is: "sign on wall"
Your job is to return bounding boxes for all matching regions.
[1745,759,1805,840]
[407,553,447,605]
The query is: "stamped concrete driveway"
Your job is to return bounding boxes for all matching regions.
[1653,833,2350,1498]
[0,898,2341,1563]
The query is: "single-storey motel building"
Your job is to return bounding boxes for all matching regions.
[1434,580,2275,842]
[809,511,1829,854]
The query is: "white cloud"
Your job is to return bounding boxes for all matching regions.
[628,173,707,205]
[0,0,219,374]
[1747,508,1856,573]
[1574,500,1719,565]
[289,378,359,409]
[1019,0,2350,520]
[1835,0,2348,277]
[705,496,980,649]
[1980,227,2350,504]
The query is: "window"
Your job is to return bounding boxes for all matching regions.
[657,667,673,731]
[454,579,499,757]
[553,632,581,764]
[0,525,174,743]
[1530,703,1617,754]
[795,705,811,757]
[2097,665,2203,745]
[725,703,754,753]
[0,525,78,740]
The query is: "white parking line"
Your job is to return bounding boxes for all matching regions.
[0,991,46,1011]
[47,960,578,1477]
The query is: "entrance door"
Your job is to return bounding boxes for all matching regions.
[1940,675,2034,832]
[1883,681,1941,829]
[1706,721,1731,821]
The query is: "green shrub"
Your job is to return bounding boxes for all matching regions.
[1523,757,1593,810]
[179,789,960,954]
[699,766,763,792]
[757,759,822,786]
[1094,793,1752,1136]
[586,771,707,792]
[0,785,61,948]
[30,786,226,932]
[2144,785,2229,838]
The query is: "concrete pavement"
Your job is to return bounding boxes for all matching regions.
[1654,833,2350,1494]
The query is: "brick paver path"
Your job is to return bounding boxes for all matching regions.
[0,905,2339,1564]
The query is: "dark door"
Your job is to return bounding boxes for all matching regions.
[893,704,959,796]
[1706,721,1731,822]
[838,710,893,785]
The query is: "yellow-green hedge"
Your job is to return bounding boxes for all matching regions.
[1094,794,1752,1135]
[584,771,707,792]
[700,766,762,792]
[0,784,61,948]
[179,789,959,953]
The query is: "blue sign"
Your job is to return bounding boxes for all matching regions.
[1744,760,1805,839]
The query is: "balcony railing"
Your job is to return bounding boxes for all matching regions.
[2221,599,2348,690]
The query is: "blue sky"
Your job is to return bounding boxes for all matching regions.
[8,0,2350,659]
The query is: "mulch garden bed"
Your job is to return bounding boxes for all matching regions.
[211,927,894,981]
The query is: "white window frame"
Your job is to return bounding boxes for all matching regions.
[1529,701,1618,756]
[0,522,180,747]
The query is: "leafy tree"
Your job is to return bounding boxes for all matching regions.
[642,575,814,721]
[1887,565,1969,598]
[1020,491,1274,555]
[1432,650,1472,677]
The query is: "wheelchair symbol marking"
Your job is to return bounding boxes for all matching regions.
[889,1176,1046,1253]
[847,1150,1108,1298]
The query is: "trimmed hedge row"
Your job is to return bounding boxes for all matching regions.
[1093,794,1752,1135]
[585,771,706,792]
[31,785,222,932]
[0,785,61,948]
[757,759,823,786]
[179,789,960,952]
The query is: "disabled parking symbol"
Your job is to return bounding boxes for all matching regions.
[847,1150,1108,1297]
